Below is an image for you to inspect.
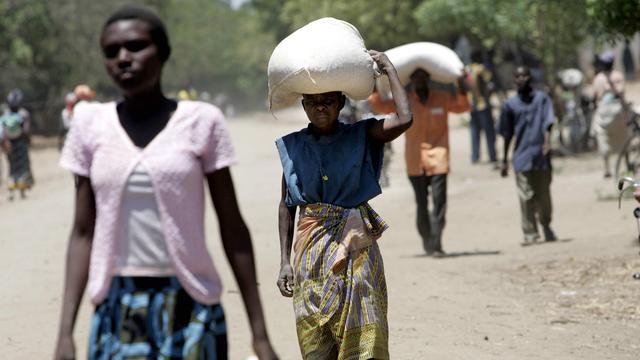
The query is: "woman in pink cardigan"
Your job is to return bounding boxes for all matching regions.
[53,5,277,360]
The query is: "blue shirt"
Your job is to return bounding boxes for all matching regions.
[498,90,555,172]
[276,118,384,208]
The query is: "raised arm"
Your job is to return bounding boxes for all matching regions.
[447,75,471,113]
[1,129,9,153]
[277,175,296,297]
[206,168,278,360]
[367,50,413,143]
[54,176,96,360]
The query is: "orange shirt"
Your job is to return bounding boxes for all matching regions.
[369,90,470,176]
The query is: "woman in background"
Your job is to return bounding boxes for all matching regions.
[0,89,33,200]
[591,51,627,178]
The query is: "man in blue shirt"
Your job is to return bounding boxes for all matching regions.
[499,66,557,245]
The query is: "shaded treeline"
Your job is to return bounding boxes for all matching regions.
[0,0,635,134]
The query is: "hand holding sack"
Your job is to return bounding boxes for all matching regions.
[375,42,464,96]
[267,17,376,110]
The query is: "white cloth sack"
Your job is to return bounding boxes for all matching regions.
[267,17,375,110]
[376,42,463,95]
[558,68,583,88]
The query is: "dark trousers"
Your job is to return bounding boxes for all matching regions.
[516,170,552,238]
[470,108,497,163]
[409,174,447,252]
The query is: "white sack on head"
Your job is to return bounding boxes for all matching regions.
[376,42,464,95]
[267,17,375,110]
[558,68,583,88]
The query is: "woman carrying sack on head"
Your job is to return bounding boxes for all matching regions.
[591,51,628,178]
[275,49,412,359]
[0,89,33,200]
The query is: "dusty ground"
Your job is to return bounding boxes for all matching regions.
[2,95,640,359]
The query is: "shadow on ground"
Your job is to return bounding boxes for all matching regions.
[406,250,502,259]
[521,238,573,247]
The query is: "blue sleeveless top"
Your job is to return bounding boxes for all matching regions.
[276,118,384,208]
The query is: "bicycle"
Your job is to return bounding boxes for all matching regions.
[617,176,640,279]
[553,69,594,155]
[555,90,593,154]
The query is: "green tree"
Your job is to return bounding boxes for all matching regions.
[587,0,640,40]
[249,0,424,50]
[0,0,276,134]
[414,0,591,83]
[161,0,275,102]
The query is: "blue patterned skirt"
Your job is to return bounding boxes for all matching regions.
[89,277,227,359]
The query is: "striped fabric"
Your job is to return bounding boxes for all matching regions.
[89,277,227,359]
[293,203,389,360]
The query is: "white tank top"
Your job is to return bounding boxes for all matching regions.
[114,163,175,276]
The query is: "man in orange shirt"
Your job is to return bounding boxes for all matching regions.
[370,69,470,256]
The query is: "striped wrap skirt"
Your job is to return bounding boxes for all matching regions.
[293,203,389,360]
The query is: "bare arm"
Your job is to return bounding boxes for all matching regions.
[367,50,413,143]
[457,74,468,96]
[206,167,277,359]
[543,129,552,156]
[448,76,471,113]
[501,135,512,177]
[22,110,31,137]
[54,176,96,360]
[277,175,296,297]
[1,131,9,153]
[543,96,555,156]
[499,104,513,178]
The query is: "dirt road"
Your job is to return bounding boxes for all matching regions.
[1,105,639,359]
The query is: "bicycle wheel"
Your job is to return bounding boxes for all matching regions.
[615,133,640,179]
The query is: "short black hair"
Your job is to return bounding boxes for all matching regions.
[103,4,171,62]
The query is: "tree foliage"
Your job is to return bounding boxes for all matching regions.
[413,0,529,49]
[160,0,274,99]
[587,0,640,40]
[414,0,591,83]
[0,0,637,134]
[0,0,276,133]
[250,0,424,50]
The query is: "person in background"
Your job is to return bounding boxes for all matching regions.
[591,51,627,178]
[623,40,636,81]
[369,69,470,257]
[0,125,6,186]
[178,86,198,101]
[53,5,277,359]
[499,66,558,245]
[276,51,411,359]
[59,85,96,150]
[338,97,358,124]
[0,89,33,201]
[74,84,97,105]
[467,50,498,166]
[59,92,77,150]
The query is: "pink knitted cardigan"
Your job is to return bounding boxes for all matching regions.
[60,100,236,305]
